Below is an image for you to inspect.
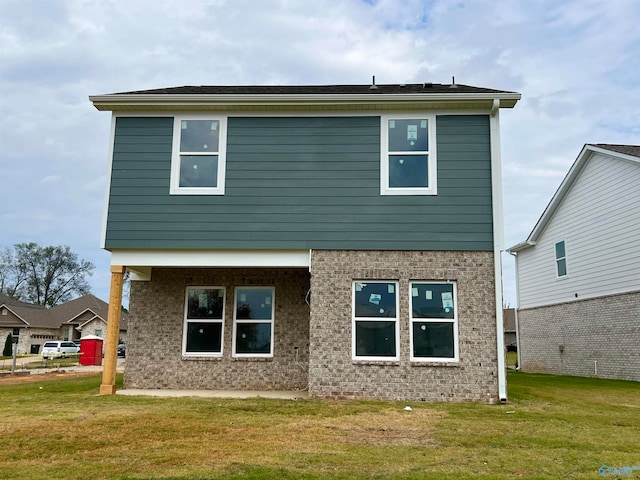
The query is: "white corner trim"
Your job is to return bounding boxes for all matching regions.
[489,109,507,401]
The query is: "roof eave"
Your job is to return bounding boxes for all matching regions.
[506,241,536,254]
[89,92,521,112]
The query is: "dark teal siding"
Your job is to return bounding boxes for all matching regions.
[105,115,493,250]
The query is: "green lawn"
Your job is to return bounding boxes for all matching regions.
[0,371,638,479]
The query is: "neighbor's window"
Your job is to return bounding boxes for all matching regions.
[182,287,225,356]
[170,116,227,195]
[380,115,437,195]
[352,281,399,360]
[410,282,458,362]
[233,287,275,357]
[555,241,567,277]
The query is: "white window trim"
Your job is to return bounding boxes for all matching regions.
[555,241,568,278]
[170,115,227,195]
[182,286,226,357]
[351,280,400,361]
[380,114,437,196]
[409,281,459,363]
[232,286,275,358]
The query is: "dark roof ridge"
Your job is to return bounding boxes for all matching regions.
[111,83,519,96]
[590,144,640,157]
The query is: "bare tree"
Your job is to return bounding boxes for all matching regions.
[0,243,94,307]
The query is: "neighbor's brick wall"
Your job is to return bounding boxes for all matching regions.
[124,268,310,391]
[309,250,500,402]
[518,290,640,381]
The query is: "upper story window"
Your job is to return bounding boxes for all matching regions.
[555,241,568,277]
[380,115,437,196]
[352,281,399,361]
[170,116,227,195]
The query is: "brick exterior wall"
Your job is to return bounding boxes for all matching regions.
[518,290,640,381]
[309,250,500,402]
[124,268,310,391]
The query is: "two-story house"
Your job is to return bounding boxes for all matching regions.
[508,144,640,382]
[90,83,520,401]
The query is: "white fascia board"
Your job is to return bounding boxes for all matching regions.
[110,250,311,269]
[89,93,521,111]
[506,241,536,254]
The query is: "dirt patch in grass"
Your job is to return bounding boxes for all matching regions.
[0,370,99,385]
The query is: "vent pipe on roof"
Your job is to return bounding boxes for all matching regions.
[450,76,458,88]
[369,75,378,90]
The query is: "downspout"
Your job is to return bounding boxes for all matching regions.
[489,99,508,402]
[509,250,522,370]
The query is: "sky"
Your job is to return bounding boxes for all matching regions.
[1,0,639,307]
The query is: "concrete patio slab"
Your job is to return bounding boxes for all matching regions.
[115,389,309,400]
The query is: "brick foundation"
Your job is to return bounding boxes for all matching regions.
[124,251,502,401]
[309,250,500,402]
[518,291,640,381]
[124,268,310,391]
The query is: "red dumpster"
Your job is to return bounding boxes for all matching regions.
[79,335,103,366]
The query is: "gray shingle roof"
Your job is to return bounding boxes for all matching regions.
[114,83,517,96]
[592,144,640,157]
[0,293,127,330]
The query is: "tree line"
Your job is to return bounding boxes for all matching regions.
[0,242,94,308]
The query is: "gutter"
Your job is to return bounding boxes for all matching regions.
[508,250,522,371]
[89,92,521,111]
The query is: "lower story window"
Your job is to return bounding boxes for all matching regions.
[410,281,458,362]
[233,287,274,357]
[352,281,399,360]
[182,286,225,356]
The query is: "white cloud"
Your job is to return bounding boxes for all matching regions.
[1,0,639,304]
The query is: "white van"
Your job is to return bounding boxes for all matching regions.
[41,341,80,359]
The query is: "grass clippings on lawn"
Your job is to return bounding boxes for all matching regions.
[0,371,638,479]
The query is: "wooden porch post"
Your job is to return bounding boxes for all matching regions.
[100,265,126,395]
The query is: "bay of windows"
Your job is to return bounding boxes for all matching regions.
[352,280,459,362]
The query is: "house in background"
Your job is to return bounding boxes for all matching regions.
[508,144,640,382]
[503,308,516,347]
[50,294,128,345]
[0,293,127,355]
[90,82,520,401]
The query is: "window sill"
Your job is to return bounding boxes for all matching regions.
[181,355,223,361]
[410,361,459,367]
[352,360,400,366]
[231,356,273,362]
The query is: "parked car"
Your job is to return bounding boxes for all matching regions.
[73,340,81,349]
[41,341,80,359]
[117,344,126,357]
[506,341,518,353]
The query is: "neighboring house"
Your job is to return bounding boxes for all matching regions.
[0,293,126,355]
[508,144,640,382]
[49,294,128,345]
[90,82,520,401]
[503,308,516,347]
